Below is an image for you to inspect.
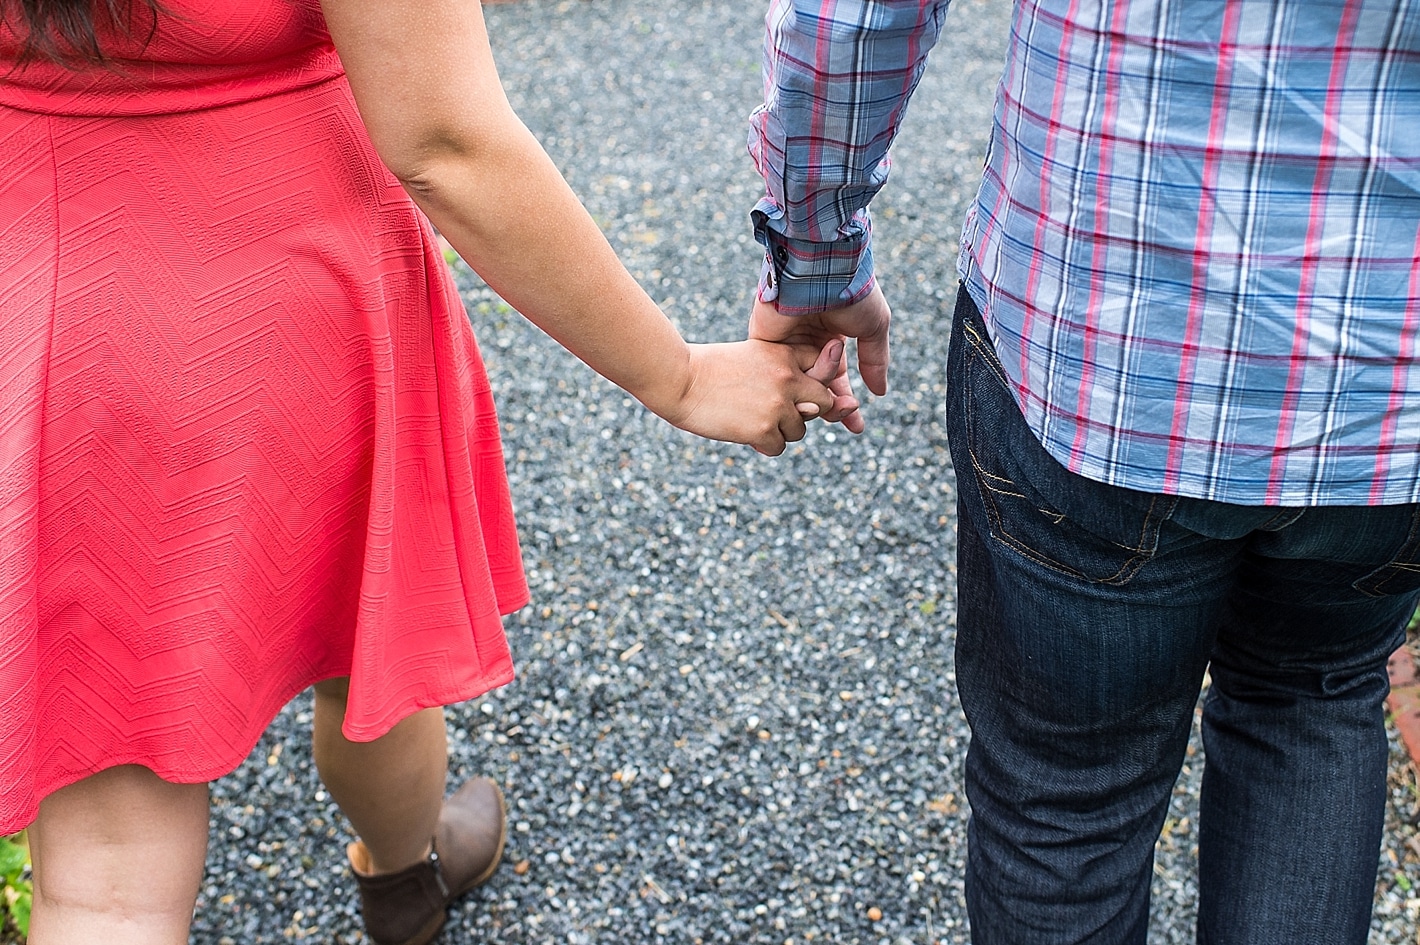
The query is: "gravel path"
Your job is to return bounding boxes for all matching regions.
[188,1,1420,942]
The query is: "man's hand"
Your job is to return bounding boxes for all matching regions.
[749,284,891,434]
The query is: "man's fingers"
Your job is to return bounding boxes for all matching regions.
[814,284,891,396]
[837,400,865,434]
[805,338,846,385]
[784,337,869,433]
[826,368,855,407]
[787,340,841,420]
[819,352,865,432]
[857,331,890,397]
[802,337,865,429]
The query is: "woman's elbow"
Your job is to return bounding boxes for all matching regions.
[367,111,502,186]
[376,133,471,193]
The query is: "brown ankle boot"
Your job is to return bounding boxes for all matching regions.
[347,777,508,945]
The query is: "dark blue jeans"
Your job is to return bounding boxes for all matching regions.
[946,289,1420,944]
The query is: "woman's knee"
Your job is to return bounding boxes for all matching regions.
[29,766,208,941]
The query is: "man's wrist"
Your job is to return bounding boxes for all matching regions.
[752,203,876,316]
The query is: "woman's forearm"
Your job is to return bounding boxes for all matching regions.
[319,0,695,420]
[320,0,836,455]
[401,119,695,422]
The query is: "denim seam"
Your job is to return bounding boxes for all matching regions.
[961,316,1012,391]
[961,336,1166,587]
[1258,508,1306,531]
[1353,505,1420,598]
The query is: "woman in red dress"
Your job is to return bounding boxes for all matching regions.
[0,0,848,942]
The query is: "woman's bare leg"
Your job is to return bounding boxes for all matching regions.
[28,765,209,945]
[312,677,447,874]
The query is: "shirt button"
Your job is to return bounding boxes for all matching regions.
[775,246,789,265]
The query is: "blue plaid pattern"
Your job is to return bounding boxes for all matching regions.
[750,0,1420,505]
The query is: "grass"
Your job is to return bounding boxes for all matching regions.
[0,833,29,943]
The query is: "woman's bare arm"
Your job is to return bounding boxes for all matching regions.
[319,0,836,454]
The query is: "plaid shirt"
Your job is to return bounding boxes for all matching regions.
[750,0,1420,506]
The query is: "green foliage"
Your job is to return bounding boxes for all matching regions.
[471,299,516,321]
[0,833,31,941]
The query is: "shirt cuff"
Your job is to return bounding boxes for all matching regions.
[752,201,876,316]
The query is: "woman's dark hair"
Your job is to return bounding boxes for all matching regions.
[3,0,162,66]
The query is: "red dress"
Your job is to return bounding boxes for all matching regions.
[0,0,529,833]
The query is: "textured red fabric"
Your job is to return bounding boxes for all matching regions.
[0,0,529,833]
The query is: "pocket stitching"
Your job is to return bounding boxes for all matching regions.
[960,330,1167,586]
[1354,506,1420,598]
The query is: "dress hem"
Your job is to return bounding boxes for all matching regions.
[0,618,525,836]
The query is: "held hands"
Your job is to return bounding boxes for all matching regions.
[748,283,892,434]
[649,338,849,456]
[630,284,891,454]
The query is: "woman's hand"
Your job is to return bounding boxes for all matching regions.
[646,339,846,456]
[748,283,892,434]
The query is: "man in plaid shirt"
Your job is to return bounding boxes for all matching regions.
[747,0,1420,940]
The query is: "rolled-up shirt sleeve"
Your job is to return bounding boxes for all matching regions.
[749,0,949,315]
